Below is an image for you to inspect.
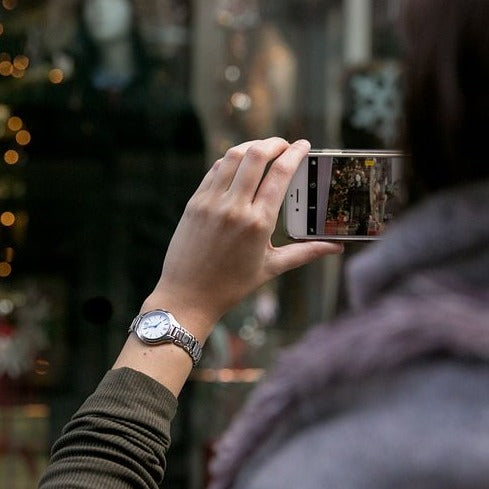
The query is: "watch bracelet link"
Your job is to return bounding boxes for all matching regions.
[168,325,203,366]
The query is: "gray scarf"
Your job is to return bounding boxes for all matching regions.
[208,181,489,489]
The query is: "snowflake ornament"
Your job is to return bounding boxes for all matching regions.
[349,63,402,146]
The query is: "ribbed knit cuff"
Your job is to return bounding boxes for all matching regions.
[73,367,178,440]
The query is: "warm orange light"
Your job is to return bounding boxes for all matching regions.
[13,54,29,70]
[4,247,14,262]
[4,149,19,164]
[7,116,22,131]
[0,60,13,76]
[35,358,50,376]
[2,0,18,10]
[23,404,50,418]
[48,68,64,84]
[15,129,31,145]
[1,211,15,226]
[11,67,24,79]
[0,24,4,36]
[0,262,11,277]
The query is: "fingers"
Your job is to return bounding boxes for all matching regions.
[254,139,311,215]
[267,241,344,277]
[228,137,289,198]
[209,140,260,192]
[198,138,308,214]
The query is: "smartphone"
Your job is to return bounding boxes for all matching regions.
[284,149,407,241]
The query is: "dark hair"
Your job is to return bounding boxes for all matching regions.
[401,0,489,198]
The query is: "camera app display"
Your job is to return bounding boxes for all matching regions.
[309,155,405,237]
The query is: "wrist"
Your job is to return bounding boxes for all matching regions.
[140,292,217,344]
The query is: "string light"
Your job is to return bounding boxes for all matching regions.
[4,149,19,164]
[0,7,28,289]
[11,68,25,79]
[7,115,22,131]
[1,211,15,226]
[2,0,17,11]
[0,262,12,278]
[48,68,64,84]
[4,247,14,262]
[12,54,28,70]
[0,60,12,76]
[15,129,31,145]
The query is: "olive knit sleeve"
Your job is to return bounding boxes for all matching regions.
[37,367,178,489]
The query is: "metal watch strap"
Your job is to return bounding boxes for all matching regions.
[128,311,203,367]
[168,325,203,366]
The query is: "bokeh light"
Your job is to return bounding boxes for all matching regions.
[48,68,64,84]
[15,129,31,145]
[4,149,19,164]
[7,115,22,131]
[1,211,15,226]
[2,0,17,10]
[0,262,12,278]
[0,60,13,76]
[13,54,29,70]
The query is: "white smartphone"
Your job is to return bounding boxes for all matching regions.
[284,149,407,241]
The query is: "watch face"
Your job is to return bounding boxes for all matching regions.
[137,311,171,342]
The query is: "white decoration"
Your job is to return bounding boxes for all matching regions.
[349,63,402,145]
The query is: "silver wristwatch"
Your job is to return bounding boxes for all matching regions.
[128,309,203,366]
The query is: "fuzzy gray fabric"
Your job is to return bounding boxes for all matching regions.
[347,180,489,307]
[208,180,489,489]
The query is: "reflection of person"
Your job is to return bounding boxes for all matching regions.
[75,0,206,309]
[38,1,489,488]
[19,0,205,314]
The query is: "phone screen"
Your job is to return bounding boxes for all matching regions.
[297,153,406,239]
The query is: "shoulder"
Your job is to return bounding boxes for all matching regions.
[233,360,489,489]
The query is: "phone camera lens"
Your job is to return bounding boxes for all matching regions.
[309,182,316,189]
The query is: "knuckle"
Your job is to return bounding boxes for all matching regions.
[271,136,288,146]
[185,195,211,219]
[225,147,245,163]
[215,203,267,234]
[246,213,268,234]
[269,159,290,179]
[246,145,268,163]
[215,200,241,225]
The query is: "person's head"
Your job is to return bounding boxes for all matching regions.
[72,0,150,82]
[400,0,489,199]
[82,0,133,44]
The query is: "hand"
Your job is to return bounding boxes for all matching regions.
[143,137,344,341]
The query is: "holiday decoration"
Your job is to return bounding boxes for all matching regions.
[343,61,403,147]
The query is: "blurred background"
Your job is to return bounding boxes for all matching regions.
[0,0,402,487]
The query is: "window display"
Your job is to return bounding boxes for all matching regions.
[0,1,402,487]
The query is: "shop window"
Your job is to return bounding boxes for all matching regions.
[0,1,402,487]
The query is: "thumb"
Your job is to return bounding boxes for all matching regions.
[267,241,344,277]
